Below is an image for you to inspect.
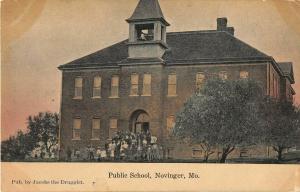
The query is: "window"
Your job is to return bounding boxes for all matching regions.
[270,72,274,96]
[142,74,151,96]
[167,116,175,135]
[219,71,228,80]
[110,76,119,98]
[135,24,154,41]
[91,118,100,140]
[109,118,118,138]
[239,148,248,158]
[161,26,166,42]
[110,118,117,129]
[274,75,279,98]
[73,118,81,140]
[192,149,202,158]
[168,74,177,96]
[240,71,249,79]
[196,72,205,89]
[93,76,101,98]
[130,74,139,96]
[74,77,83,99]
[273,75,276,98]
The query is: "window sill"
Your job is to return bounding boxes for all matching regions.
[73,97,83,100]
[108,96,120,99]
[72,139,81,141]
[92,96,101,99]
[167,95,178,97]
[141,95,151,97]
[90,138,100,141]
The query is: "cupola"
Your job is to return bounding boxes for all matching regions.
[126,0,170,59]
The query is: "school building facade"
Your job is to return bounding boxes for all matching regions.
[58,0,295,160]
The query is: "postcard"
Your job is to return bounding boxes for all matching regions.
[1,0,300,191]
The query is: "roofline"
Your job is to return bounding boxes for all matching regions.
[291,86,296,95]
[58,57,272,71]
[277,62,294,83]
[282,74,295,84]
[58,65,119,71]
[167,30,219,35]
[126,17,170,26]
[165,56,273,64]
[229,32,270,58]
[127,40,168,49]
[272,58,295,84]
[268,57,285,78]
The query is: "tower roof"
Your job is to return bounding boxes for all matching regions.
[127,0,170,26]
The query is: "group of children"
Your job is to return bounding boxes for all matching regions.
[67,131,163,161]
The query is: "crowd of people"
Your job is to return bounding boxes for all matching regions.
[66,131,164,162]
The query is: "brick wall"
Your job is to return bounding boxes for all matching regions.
[60,62,274,159]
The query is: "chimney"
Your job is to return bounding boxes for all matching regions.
[226,27,235,36]
[217,17,234,36]
[217,17,227,31]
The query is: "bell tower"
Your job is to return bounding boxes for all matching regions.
[126,0,170,59]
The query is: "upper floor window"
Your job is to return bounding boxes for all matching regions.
[73,118,81,140]
[136,24,154,41]
[168,74,177,96]
[91,118,100,140]
[130,74,139,96]
[240,71,249,79]
[196,72,205,89]
[142,74,151,96]
[74,77,83,99]
[93,76,101,98]
[110,76,119,98]
[219,71,228,80]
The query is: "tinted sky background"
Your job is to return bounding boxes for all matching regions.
[2,0,300,140]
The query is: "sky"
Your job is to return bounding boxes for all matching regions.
[2,0,300,140]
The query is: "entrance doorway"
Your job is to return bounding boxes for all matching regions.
[130,110,150,134]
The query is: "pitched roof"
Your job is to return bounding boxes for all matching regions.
[278,62,295,84]
[163,31,269,64]
[58,30,271,70]
[126,0,169,25]
[60,40,128,69]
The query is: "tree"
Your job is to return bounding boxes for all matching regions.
[1,112,59,161]
[262,99,300,161]
[1,131,35,161]
[174,93,216,162]
[27,112,59,158]
[173,78,265,163]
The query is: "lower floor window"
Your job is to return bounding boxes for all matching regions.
[109,118,118,138]
[92,129,100,139]
[167,116,175,135]
[192,149,202,158]
[92,118,101,139]
[73,129,80,140]
[73,118,81,140]
[239,148,248,158]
